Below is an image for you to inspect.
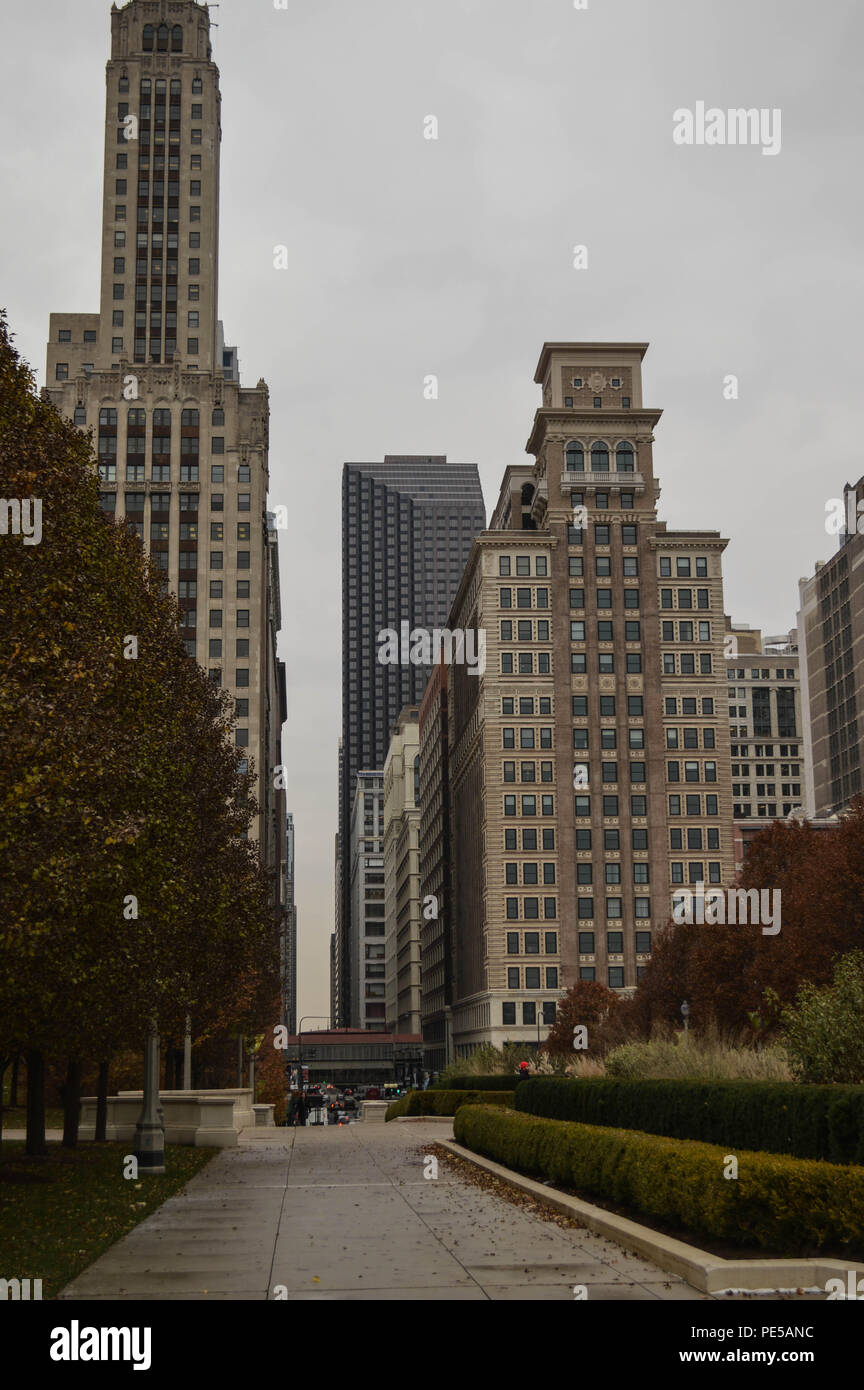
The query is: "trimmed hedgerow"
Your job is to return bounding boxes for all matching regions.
[453,1105,864,1255]
[514,1078,864,1166]
[385,1090,514,1121]
[432,1075,521,1091]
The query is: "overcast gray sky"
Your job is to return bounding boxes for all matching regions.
[2,0,862,1020]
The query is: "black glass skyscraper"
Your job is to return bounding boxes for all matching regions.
[337,457,485,1026]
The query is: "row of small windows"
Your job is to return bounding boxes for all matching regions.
[565,442,635,472]
[502,762,555,783]
[142,23,184,51]
[499,587,548,608]
[504,898,558,920]
[501,652,550,675]
[570,763,648,784]
[666,761,718,782]
[503,728,553,749]
[505,968,560,989]
[505,931,558,955]
[148,523,252,540]
[502,1002,558,1025]
[502,697,552,716]
[84,409,224,430]
[499,555,547,576]
[122,494,248,514]
[577,970,641,987]
[501,620,550,641]
[503,795,555,816]
[505,862,557,884]
[573,728,645,750]
[570,557,640,577]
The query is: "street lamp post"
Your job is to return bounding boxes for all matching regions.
[681,999,690,1043]
[134,1024,165,1176]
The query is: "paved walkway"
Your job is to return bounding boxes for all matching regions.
[58,1120,712,1301]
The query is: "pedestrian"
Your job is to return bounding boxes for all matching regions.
[295,1091,307,1127]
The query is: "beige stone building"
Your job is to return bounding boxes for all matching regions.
[443,343,735,1055]
[383,708,422,1035]
[723,622,808,871]
[42,1,285,881]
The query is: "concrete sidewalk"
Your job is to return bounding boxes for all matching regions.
[59,1120,713,1301]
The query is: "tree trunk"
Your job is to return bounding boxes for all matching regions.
[95,1060,109,1142]
[0,1057,7,1152]
[10,1053,20,1106]
[26,1049,47,1156]
[62,1058,82,1148]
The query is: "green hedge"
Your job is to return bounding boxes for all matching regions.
[454,1105,864,1255]
[433,1075,521,1091]
[385,1090,514,1120]
[514,1078,864,1166]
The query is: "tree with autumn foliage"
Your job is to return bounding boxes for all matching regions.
[542,979,627,1058]
[0,311,280,1153]
[632,804,864,1037]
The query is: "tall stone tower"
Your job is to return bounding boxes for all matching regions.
[43,1,286,881]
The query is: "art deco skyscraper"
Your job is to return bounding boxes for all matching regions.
[337,457,485,1026]
[441,344,735,1053]
[43,0,286,880]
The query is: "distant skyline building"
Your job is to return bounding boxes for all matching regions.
[798,476,864,817]
[42,0,285,901]
[336,456,485,1026]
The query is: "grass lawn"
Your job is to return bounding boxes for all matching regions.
[0,1141,215,1299]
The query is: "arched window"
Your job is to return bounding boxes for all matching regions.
[590,441,610,473]
[615,442,635,473]
[170,79,181,95]
[140,78,151,95]
[171,25,183,52]
[142,24,154,51]
[192,76,202,94]
[565,442,584,472]
[157,23,169,51]
[521,482,535,506]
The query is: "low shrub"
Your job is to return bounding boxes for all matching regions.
[385,1089,514,1120]
[454,1105,864,1255]
[433,1075,520,1091]
[514,1077,864,1165]
[603,1037,790,1082]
